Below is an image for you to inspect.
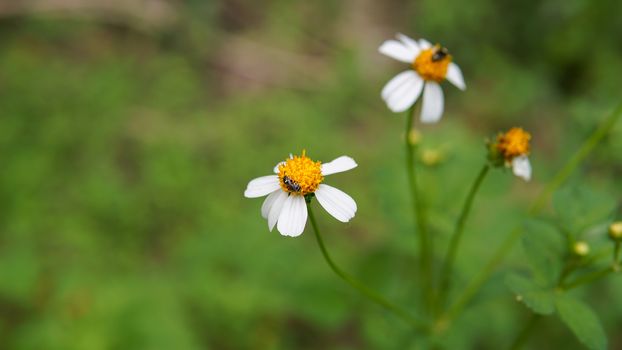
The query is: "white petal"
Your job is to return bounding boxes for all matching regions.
[261,190,281,218]
[446,62,466,91]
[381,71,414,101]
[381,70,417,100]
[277,195,308,237]
[378,40,417,63]
[244,175,280,198]
[420,82,444,123]
[512,156,532,181]
[273,161,285,174]
[385,73,424,113]
[396,33,421,57]
[419,38,433,50]
[321,156,357,176]
[268,190,288,231]
[315,184,357,223]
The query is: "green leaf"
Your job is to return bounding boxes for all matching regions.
[556,294,607,350]
[505,273,556,315]
[522,219,564,286]
[553,187,616,236]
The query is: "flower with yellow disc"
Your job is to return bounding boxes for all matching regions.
[379,33,466,122]
[244,151,357,237]
[488,127,532,181]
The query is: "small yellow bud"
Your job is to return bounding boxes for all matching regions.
[573,241,590,257]
[421,148,443,166]
[408,128,422,146]
[609,221,622,241]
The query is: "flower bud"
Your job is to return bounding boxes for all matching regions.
[421,148,443,166]
[609,221,622,241]
[486,128,531,168]
[573,241,590,257]
[408,128,422,146]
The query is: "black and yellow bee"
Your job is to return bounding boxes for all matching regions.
[282,176,302,193]
[432,47,449,62]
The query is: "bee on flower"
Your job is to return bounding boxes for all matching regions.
[379,33,466,122]
[488,127,532,181]
[244,151,357,237]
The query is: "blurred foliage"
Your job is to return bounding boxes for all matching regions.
[0,0,621,349]
[506,187,616,349]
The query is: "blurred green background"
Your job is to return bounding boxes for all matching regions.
[1,0,621,349]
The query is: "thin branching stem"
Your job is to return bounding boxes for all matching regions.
[436,164,489,312]
[509,314,542,350]
[561,266,617,290]
[307,203,427,331]
[441,102,622,327]
[404,105,433,312]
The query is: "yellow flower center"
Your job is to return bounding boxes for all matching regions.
[496,127,531,160]
[278,150,324,195]
[412,45,452,82]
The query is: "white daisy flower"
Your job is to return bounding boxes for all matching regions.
[244,151,357,237]
[494,127,532,181]
[379,33,466,122]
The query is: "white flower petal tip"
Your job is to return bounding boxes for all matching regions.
[261,190,280,219]
[418,38,433,50]
[273,161,285,173]
[277,195,308,237]
[512,156,532,181]
[381,70,413,100]
[446,63,466,91]
[382,71,424,113]
[315,184,357,223]
[378,40,417,63]
[244,175,280,198]
[268,191,288,231]
[395,33,421,56]
[321,156,357,176]
[420,82,444,123]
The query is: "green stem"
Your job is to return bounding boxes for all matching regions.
[530,104,622,214]
[509,314,541,350]
[557,262,577,286]
[581,247,614,267]
[561,266,617,290]
[436,164,489,311]
[307,203,427,331]
[404,105,433,312]
[441,102,622,326]
[614,242,621,264]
